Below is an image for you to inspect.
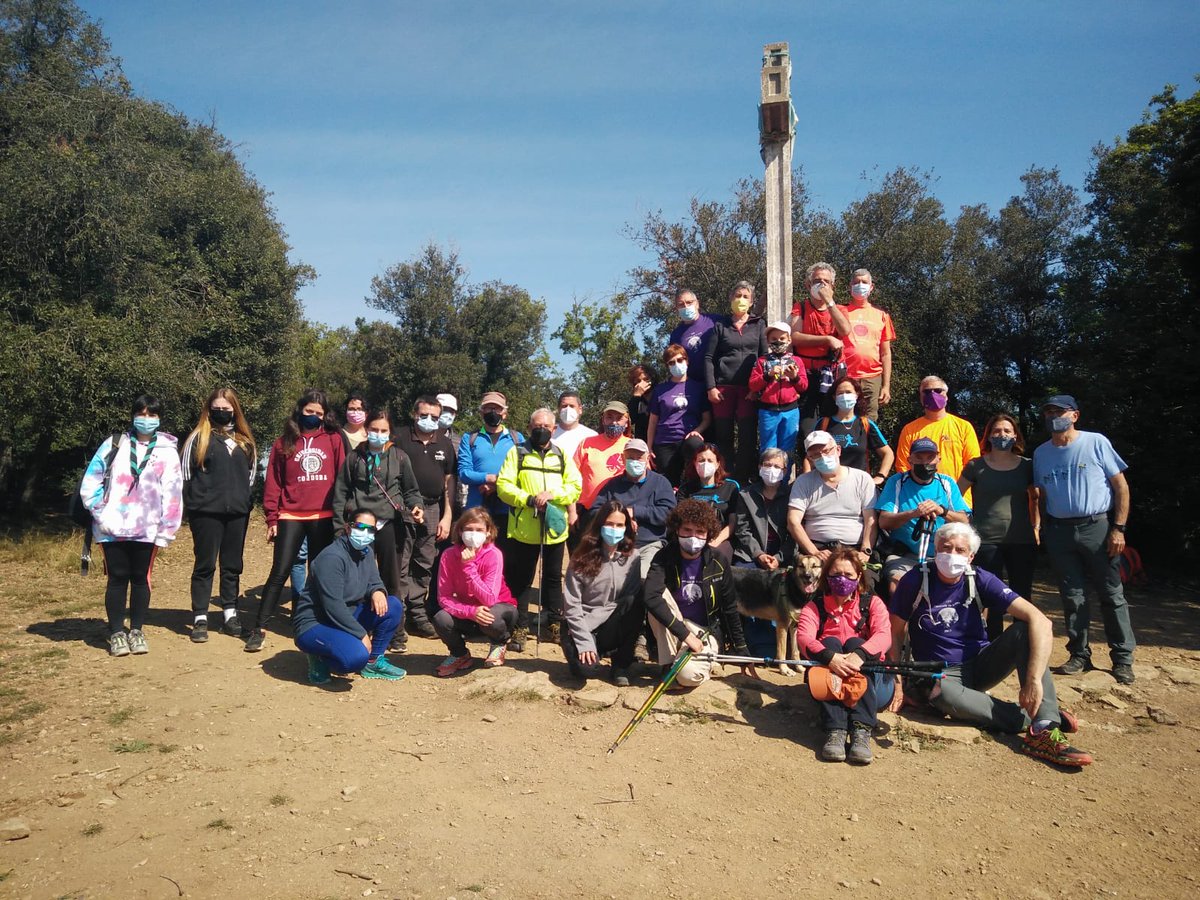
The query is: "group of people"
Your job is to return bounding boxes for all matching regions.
[79,264,1136,769]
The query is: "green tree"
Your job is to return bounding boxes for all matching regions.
[552,293,644,415]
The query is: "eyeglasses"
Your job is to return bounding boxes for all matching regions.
[922,387,948,395]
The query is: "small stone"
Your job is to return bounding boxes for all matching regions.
[352,837,370,848]
[341,786,358,800]
[572,684,620,710]
[1147,706,1180,725]
[165,709,180,718]
[871,877,882,886]
[908,739,921,754]
[1098,695,1127,711]
[482,714,498,723]
[0,818,30,841]
[839,880,853,888]
[849,814,860,822]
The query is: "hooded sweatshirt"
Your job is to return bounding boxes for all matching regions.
[262,429,346,526]
[81,432,183,546]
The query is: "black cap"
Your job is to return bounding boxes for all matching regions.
[1042,394,1079,412]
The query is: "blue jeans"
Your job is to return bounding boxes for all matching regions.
[758,408,799,463]
[294,595,404,674]
[289,538,309,602]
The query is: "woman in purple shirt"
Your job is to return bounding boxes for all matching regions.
[646,343,711,487]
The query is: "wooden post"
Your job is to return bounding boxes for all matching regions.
[759,42,794,325]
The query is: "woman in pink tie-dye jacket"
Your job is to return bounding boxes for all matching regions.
[80,394,183,658]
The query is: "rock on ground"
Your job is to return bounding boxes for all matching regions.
[0,818,30,841]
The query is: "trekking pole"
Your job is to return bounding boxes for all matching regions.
[689,654,945,678]
[534,507,546,659]
[608,630,711,754]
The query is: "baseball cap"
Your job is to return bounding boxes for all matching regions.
[624,438,649,454]
[804,430,834,450]
[436,393,458,412]
[1042,394,1079,411]
[603,400,629,416]
[766,320,792,337]
[479,391,507,409]
[807,666,869,706]
[910,437,938,455]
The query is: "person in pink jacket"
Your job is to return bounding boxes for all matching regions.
[432,508,518,676]
[796,549,892,765]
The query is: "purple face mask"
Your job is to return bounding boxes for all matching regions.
[828,574,859,596]
[922,389,948,412]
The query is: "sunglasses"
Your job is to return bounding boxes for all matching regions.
[922,387,948,395]
[350,522,376,532]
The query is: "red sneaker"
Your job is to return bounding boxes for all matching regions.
[435,653,474,678]
[1022,726,1093,767]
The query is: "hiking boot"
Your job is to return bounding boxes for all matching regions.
[108,631,130,658]
[633,634,650,663]
[1112,663,1135,685]
[389,629,409,655]
[507,627,528,653]
[127,629,148,655]
[1022,725,1093,767]
[1058,708,1080,734]
[307,654,331,685]
[1057,655,1092,676]
[483,643,507,668]
[847,724,873,765]
[545,621,561,644]
[612,667,631,688]
[191,619,209,643]
[408,619,437,640]
[361,657,407,681]
[244,629,265,653]
[435,653,474,678]
[821,729,848,762]
[221,614,242,637]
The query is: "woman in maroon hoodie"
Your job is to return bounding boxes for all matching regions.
[246,389,346,652]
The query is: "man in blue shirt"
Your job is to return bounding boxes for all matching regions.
[592,439,677,576]
[875,437,971,594]
[1032,395,1136,684]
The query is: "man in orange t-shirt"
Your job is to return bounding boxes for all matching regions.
[571,400,631,542]
[894,376,981,498]
[841,268,895,419]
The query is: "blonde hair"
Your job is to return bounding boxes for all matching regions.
[189,387,256,471]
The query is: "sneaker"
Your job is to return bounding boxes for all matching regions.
[1112,663,1135,685]
[1022,726,1093,767]
[483,643,507,668]
[435,654,475,678]
[389,630,409,655]
[191,619,209,643]
[244,629,265,653]
[612,667,631,688]
[507,627,528,653]
[821,729,848,762]
[307,654,331,685]
[127,629,148,655]
[221,614,242,637]
[1057,655,1093,676]
[361,657,407,680]
[847,724,873,765]
[108,631,130,657]
[1058,708,1080,734]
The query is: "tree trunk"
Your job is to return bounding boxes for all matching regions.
[18,431,55,509]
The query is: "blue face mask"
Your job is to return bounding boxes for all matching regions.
[1049,415,1072,434]
[991,435,1016,451]
[348,526,375,551]
[300,413,323,430]
[367,432,389,449]
[438,412,455,429]
[625,458,646,479]
[834,393,857,412]
[133,416,159,435]
[678,306,698,323]
[416,415,439,433]
[813,453,839,474]
[600,525,626,546]
[668,362,688,378]
[605,423,625,438]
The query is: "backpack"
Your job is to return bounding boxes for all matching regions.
[815,591,873,638]
[1117,546,1147,586]
[68,432,124,576]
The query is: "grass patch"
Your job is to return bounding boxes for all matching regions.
[0,731,20,747]
[206,818,233,831]
[0,701,46,725]
[0,685,24,701]
[81,823,104,837]
[112,739,153,754]
[465,886,484,894]
[269,794,290,807]
[106,707,136,726]
[30,648,68,661]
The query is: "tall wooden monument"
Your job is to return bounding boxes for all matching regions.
[759,42,795,325]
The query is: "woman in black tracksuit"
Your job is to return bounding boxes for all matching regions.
[331,408,425,600]
[181,388,257,643]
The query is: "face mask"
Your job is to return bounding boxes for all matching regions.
[759,466,786,485]
[600,525,626,546]
[768,339,790,355]
[696,460,717,481]
[827,574,859,597]
[991,435,1016,452]
[367,432,389,449]
[935,551,970,580]
[461,530,486,550]
[558,406,579,425]
[625,458,646,478]
[679,535,707,556]
[668,362,688,378]
[482,410,503,428]
[850,283,871,300]
[922,390,948,412]
[299,413,322,431]
[679,306,698,323]
[813,453,838,475]
[912,462,938,481]
[809,283,826,302]
[438,412,455,429]
[530,426,552,449]
[416,415,438,433]
[605,422,625,438]
[133,416,159,435]
[731,297,751,315]
[209,409,234,428]
[348,527,375,551]
[835,393,857,411]
[1049,415,1072,433]
[345,410,366,426]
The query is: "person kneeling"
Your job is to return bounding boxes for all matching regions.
[887,522,1092,767]
[433,509,519,676]
[292,509,407,684]
[796,550,892,765]
[562,501,645,687]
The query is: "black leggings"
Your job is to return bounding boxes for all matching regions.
[189,513,249,614]
[373,519,403,599]
[255,519,335,629]
[504,539,565,626]
[102,541,156,634]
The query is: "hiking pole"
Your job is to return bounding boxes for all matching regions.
[689,654,945,678]
[534,508,547,659]
[607,630,711,754]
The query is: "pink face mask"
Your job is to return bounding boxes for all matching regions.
[346,410,367,426]
[921,390,948,412]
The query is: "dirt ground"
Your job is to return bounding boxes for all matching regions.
[1,513,1199,900]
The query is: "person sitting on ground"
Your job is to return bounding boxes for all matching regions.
[886,523,1092,767]
[732,448,793,570]
[592,438,677,575]
[748,320,806,463]
[292,508,407,684]
[646,343,710,487]
[678,443,740,565]
[796,549,892,764]
[642,500,756,689]
[804,376,892,487]
[432,508,519,675]
[875,437,971,595]
[561,500,644,687]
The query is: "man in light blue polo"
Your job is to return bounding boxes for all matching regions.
[1032,395,1135,685]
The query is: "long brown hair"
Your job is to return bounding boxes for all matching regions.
[817,548,866,598]
[571,500,636,579]
[981,412,1025,454]
[188,387,255,471]
[281,388,338,455]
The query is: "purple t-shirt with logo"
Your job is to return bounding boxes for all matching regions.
[669,314,718,363]
[888,566,1016,665]
[649,379,708,444]
[674,554,707,625]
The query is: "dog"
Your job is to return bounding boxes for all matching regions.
[732,551,822,676]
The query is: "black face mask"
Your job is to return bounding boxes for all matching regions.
[210,408,234,428]
[482,410,503,428]
[530,426,552,449]
[300,413,323,431]
[912,462,938,481]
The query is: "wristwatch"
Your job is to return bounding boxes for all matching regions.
[1111,523,1127,534]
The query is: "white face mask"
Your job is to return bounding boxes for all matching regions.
[558,407,579,426]
[696,460,717,481]
[850,283,871,299]
[462,530,486,550]
[759,466,786,485]
[809,283,826,302]
[935,551,970,580]
[679,535,707,556]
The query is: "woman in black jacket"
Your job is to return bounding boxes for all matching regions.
[181,388,257,642]
[703,280,767,483]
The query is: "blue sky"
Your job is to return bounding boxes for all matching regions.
[81,1,1199,331]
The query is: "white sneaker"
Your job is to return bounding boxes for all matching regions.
[127,629,148,655]
[109,631,130,657]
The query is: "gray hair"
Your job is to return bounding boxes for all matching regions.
[936,522,981,556]
[529,407,555,425]
[851,268,872,282]
[674,288,697,304]
[728,280,756,300]
[805,262,836,283]
[759,447,788,465]
[919,374,948,392]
